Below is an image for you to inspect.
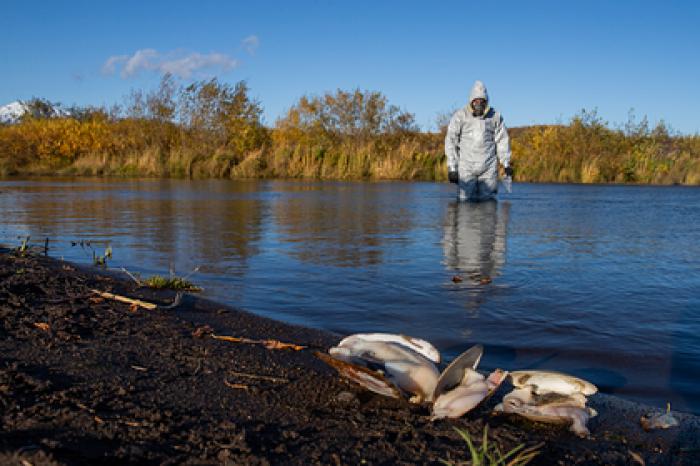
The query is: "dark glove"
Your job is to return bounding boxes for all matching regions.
[504,166,514,177]
[448,170,459,184]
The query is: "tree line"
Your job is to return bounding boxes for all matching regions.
[1,75,698,184]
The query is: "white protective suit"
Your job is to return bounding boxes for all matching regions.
[445,81,511,201]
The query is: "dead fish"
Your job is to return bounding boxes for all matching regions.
[385,359,441,403]
[640,403,679,431]
[316,352,401,398]
[432,368,508,420]
[325,336,503,413]
[503,386,589,409]
[432,344,483,400]
[495,385,597,437]
[329,338,439,402]
[496,400,597,437]
[336,333,441,364]
[509,370,597,396]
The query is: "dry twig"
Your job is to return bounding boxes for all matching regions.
[90,289,157,310]
[211,334,306,351]
[228,370,288,383]
[223,379,249,390]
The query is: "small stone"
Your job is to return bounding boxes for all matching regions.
[335,391,357,404]
[217,449,231,461]
[273,444,287,454]
[40,438,61,449]
[126,445,145,457]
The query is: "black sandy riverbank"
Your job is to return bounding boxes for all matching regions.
[1,250,699,465]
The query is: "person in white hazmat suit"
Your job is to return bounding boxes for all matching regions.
[445,81,513,201]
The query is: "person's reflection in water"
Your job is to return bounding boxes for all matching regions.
[443,200,510,289]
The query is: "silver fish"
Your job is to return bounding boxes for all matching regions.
[640,404,679,431]
[432,344,483,400]
[496,385,597,437]
[336,333,441,364]
[509,370,597,396]
[316,352,401,398]
[326,336,505,413]
[329,338,439,402]
[432,368,508,420]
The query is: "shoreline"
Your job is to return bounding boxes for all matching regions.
[2,173,700,188]
[1,251,699,465]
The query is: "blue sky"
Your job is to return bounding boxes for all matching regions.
[2,0,699,133]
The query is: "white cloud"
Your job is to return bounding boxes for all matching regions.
[159,52,237,78]
[242,35,259,55]
[101,49,238,79]
[101,54,129,75]
[123,48,159,77]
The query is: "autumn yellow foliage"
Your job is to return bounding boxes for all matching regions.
[511,111,700,185]
[0,82,698,184]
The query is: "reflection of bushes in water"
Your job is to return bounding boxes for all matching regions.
[1,82,698,184]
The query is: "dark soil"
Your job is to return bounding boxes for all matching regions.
[1,250,698,465]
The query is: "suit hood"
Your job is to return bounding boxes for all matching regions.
[469,81,488,103]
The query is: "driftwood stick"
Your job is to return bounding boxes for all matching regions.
[211,333,306,351]
[227,370,288,383]
[212,334,255,344]
[90,289,157,310]
[223,379,249,390]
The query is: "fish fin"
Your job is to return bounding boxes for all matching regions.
[316,352,401,398]
[432,344,484,400]
[400,334,441,364]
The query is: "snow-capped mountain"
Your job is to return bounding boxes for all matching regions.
[0,100,69,124]
[0,101,29,124]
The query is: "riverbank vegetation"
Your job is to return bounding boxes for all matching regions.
[1,76,698,184]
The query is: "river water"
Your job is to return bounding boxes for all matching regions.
[1,178,699,413]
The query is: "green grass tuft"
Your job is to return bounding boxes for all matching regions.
[142,275,201,291]
[441,426,541,466]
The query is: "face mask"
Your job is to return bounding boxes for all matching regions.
[471,99,486,117]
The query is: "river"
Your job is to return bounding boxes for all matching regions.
[1,178,699,413]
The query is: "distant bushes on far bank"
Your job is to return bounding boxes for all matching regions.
[510,110,700,185]
[1,77,698,185]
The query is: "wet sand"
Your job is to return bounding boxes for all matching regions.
[1,250,698,465]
